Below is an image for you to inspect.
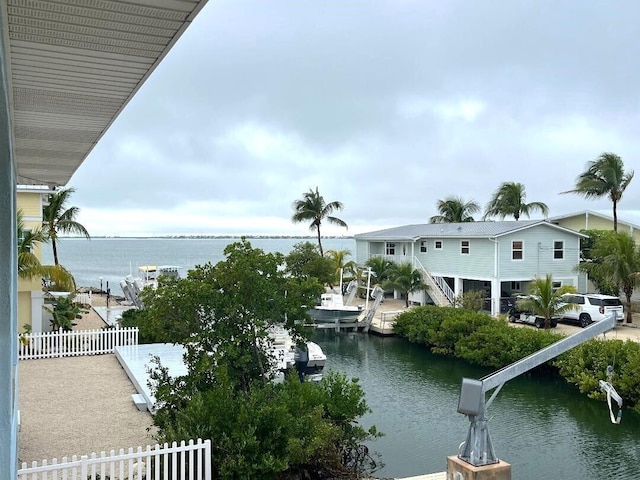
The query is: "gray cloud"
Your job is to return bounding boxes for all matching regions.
[70,0,640,236]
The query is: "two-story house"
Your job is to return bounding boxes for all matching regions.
[354,220,587,315]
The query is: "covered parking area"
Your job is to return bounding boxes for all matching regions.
[0,1,208,477]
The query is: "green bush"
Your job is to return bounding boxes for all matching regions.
[154,370,381,479]
[394,305,640,413]
[555,339,640,414]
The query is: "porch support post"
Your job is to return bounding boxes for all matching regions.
[0,5,18,476]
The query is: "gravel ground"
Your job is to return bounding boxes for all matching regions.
[18,297,156,465]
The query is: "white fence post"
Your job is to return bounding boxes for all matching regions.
[19,438,212,480]
[18,327,139,360]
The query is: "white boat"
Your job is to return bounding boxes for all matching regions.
[269,326,326,382]
[308,279,365,322]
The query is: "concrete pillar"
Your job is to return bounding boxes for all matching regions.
[0,4,19,476]
[30,290,45,332]
[447,456,511,480]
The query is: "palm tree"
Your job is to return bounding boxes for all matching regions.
[516,274,577,329]
[430,196,480,223]
[17,209,76,291]
[43,187,90,265]
[291,187,347,256]
[325,249,357,285]
[580,232,640,323]
[383,261,428,308]
[365,256,393,284]
[562,153,634,232]
[483,182,549,221]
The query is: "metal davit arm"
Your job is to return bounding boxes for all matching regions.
[457,314,618,467]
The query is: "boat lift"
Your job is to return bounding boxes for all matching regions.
[457,313,623,467]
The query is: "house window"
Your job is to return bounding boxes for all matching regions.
[512,241,523,260]
[420,241,427,253]
[552,281,562,291]
[434,240,443,250]
[554,241,564,259]
[461,240,470,255]
[386,242,395,255]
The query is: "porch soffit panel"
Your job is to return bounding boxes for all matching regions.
[8,0,208,186]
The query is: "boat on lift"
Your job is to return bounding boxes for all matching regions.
[308,279,365,322]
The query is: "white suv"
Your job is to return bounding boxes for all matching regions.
[560,293,625,327]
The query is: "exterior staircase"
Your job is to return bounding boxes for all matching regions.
[413,257,454,307]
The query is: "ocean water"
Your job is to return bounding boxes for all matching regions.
[41,237,355,295]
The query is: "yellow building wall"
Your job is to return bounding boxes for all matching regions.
[555,214,640,243]
[17,189,47,331]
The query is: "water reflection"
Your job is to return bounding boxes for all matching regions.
[312,330,640,480]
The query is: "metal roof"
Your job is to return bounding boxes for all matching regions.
[354,220,587,240]
[5,0,208,186]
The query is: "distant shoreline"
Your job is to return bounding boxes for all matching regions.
[59,235,355,240]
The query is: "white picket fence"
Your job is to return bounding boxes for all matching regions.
[18,326,139,360]
[75,291,93,306]
[18,439,212,480]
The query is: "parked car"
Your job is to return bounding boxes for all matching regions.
[508,296,558,329]
[560,293,625,328]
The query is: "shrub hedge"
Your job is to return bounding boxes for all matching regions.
[393,306,640,414]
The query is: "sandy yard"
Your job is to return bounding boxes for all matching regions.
[18,295,156,465]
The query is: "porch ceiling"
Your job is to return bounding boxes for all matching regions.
[5,0,208,186]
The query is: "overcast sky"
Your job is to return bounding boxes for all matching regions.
[69,0,640,237]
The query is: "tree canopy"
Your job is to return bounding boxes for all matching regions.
[43,187,90,265]
[291,187,347,256]
[430,196,480,223]
[383,261,428,308]
[579,232,640,323]
[562,152,634,232]
[483,181,549,221]
[132,239,380,478]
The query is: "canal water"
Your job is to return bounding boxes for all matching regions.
[312,330,640,480]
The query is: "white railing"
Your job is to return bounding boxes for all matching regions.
[18,326,138,360]
[412,256,454,306]
[380,310,403,331]
[18,439,212,480]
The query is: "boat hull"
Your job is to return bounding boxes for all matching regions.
[307,307,363,322]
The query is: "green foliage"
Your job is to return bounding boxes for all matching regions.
[482,181,549,221]
[453,290,485,312]
[429,196,480,223]
[579,232,640,323]
[516,274,577,328]
[45,295,83,331]
[579,230,620,295]
[141,239,378,478]
[291,187,347,256]
[325,248,357,284]
[364,257,393,284]
[562,152,634,232]
[395,305,640,414]
[42,187,90,266]
[382,262,427,308]
[284,241,335,288]
[555,339,640,415]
